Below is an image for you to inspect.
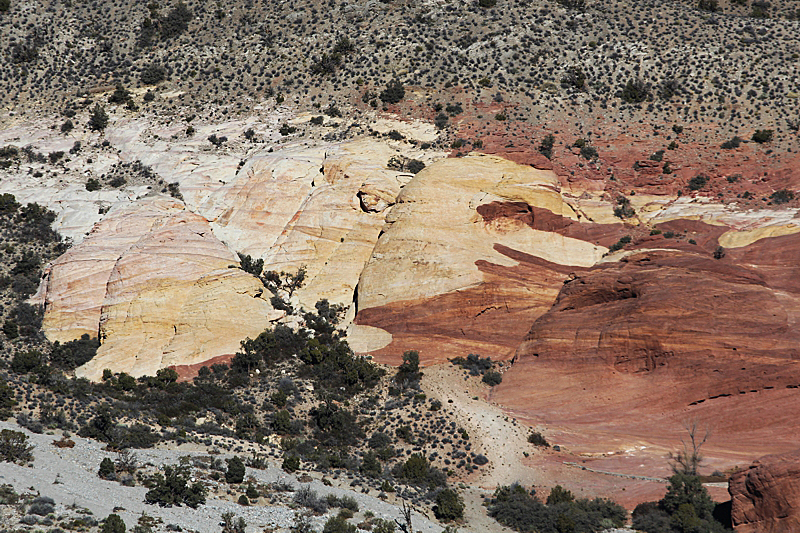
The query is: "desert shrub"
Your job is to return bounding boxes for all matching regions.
[721,136,742,149]
[770,189,794,204]
[0,0,9,12]
[407,159,425,174]
[482,370,503,386]
[86,178,101,191]
[145,464,206,508]
[621,78,651,103]
[0,485,19,504]
[237,253,263,277]
[632,474,728,533]
[327,494,359,511]
[361,451,382,477]
[479,0,497,7]
[61,119,74,133]
[310,403,364,447]
[539,134,555,159]
[28,496,55,516]
[279,123,296,136]
[88,105,109,131]
[752,129,774,143]
[659,79,681,100]
[208,134,228,146]
[688,176,708,191]
[434,488,464,521]
[395,350,422,387]
[323,515,357,533]
[488,483,626,533]
[698,0,718,12]
[140,63,166,85]
[225,456,245,483]
[394,453,446,488]
[11,349,44,374]
[561,66,586,90]
[608,235,632,253]
[108,85,131,105]
[529,431,550,447]
[0,381,17,419]
[380,79,405,104]
[547,485,575,505]
[451,353,493,375]
[102,513,126,533]
[613,197,635,219]
[474,454,489,465]
[0,429,34,464]
[557,0,586,9]
[294,486,328,513]
[99,457,116,480]
[372,519,395,533]
[282,454,300,472]
[50,334,100,370]
[3,320,19,339]
[446,103,463,116]
[580,144,598,160]
[632,502,671,533]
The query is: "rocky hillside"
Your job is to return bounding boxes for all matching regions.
[2,0,800,530]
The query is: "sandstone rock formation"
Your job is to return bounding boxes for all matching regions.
[200,138,417,311]
[353,153,612,364]
[36,195,280,380]
[494,234,800,455]
[729,449,800,533]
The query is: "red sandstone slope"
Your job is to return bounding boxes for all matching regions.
[493,236,800,458]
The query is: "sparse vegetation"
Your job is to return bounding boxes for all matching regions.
[144,463,207,508]
[380,79,405,104]
[752,129,774,143]
[88,105,109,131]
[0,429,34,464]
[613,196,636,219]
[488,483,626,533]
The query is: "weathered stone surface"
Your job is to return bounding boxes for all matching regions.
[36,195,278,380]
[353,153,609,364]
[199,138,428,310]
[494,242,800,457]
[730,449,800,533]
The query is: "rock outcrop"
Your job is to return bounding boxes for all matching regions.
[494,236,800,454]
[353,153,613,364]
[729,449,800,533]
[200,139,415,310]
[36,195,280,380]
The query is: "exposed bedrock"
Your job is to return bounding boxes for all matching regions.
[729,449,800,533]
[495,241,800,454]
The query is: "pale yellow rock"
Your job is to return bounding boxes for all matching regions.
[201,138,434,310]
[345,324,393,353]
[356,153,608,312]
[37,195,278,381]
[718,224,800,249]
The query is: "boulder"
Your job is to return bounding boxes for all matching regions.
[729,449,800,533]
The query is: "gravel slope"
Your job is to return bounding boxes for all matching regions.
[0,421,448,532]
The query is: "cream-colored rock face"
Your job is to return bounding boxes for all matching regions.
[37,196,279,381]
[201,138,423,310]
[356,153,607,311]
